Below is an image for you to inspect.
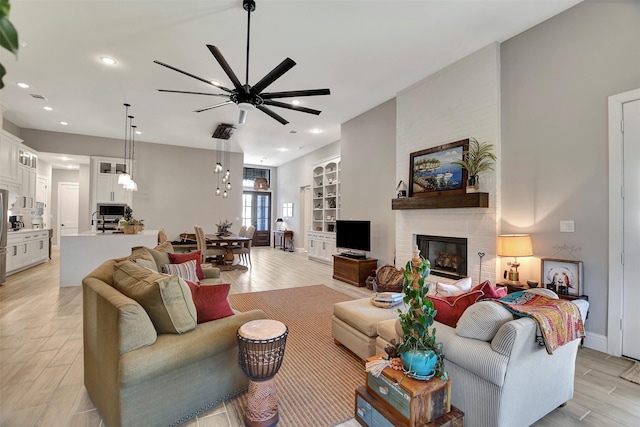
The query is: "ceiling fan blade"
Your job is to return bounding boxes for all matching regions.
[251,58,296,94]
[158,89,229,97]
[257,105,289,125]
[207,45,244,91]
[261,88,331,99]
[154,60,232,93]
[239,110,248,124]
[263,100,321,115]
[194,101,234,113]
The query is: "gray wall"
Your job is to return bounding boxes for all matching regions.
[341,99,397,265]
[21,129,244,240]
[501,1,640,337]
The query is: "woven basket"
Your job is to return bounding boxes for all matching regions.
[375,265,404,293]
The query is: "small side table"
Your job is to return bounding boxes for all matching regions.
[273,230,294,252]
[499,281,589,302]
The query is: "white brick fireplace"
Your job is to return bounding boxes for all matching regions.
[395,44,502,284]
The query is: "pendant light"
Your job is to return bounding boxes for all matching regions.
[118,103,132,186]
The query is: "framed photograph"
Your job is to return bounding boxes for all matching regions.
[409,139,468,197]
[541,258,583,296]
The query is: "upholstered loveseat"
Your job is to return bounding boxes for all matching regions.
[82,243,267,426]
[373,288,589,427]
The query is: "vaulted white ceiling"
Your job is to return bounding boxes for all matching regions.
[0,1,580,166]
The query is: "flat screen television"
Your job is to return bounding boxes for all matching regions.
[336,220,371,254]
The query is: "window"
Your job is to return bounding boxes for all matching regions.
[243,167,270,188]
[283,202,293,218]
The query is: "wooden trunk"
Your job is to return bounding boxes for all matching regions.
[365,355,451,425]
[355,386,463,427]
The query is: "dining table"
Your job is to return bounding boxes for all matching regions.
[171,233,252,270]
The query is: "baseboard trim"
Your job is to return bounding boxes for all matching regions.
[583,332,607,353]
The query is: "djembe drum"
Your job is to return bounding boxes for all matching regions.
[237,319,288,427]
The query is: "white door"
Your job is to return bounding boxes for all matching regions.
[622,98,640,360]
[58,182,79,239]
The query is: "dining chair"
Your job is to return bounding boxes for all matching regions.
[194,225,226,264]
[233,225,255,267]
[238,225,247,237]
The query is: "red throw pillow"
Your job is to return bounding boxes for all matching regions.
[169,251,204,280]
[427,290,484,327]
[472,280,508,300]
[185,281,234,324]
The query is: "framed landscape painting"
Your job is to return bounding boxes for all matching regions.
[541,258,583,296]
[409,139,468,197]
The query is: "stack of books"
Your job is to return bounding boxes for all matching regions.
[373,292,404,305]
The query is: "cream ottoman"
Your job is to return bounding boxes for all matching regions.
[331,298,405,359]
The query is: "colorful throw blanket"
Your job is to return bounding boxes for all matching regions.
[496,292,585,354]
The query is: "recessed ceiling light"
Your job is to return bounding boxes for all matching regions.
[66,165,73,169]
[277,147,289,152]
[100,56,117,65]
[211,80,221,86]
[61,156,69,161]
[135,130,141,135]
[310,128,322,134]
[17,82,29,88]
[291,100,300,105]
[43,106,53,111]
[60,121,68,126]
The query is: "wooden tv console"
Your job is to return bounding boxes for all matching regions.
[333,255,378,287]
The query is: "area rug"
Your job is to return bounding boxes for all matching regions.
[620,361,640,385]
[227,285,364,427]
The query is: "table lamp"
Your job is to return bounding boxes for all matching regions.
[497,234,533,283]
[276,218,284,231]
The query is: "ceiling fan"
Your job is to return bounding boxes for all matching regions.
[154,0,330,125]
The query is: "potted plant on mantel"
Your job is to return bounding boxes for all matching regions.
[120,206,143,234]
[451,137,497,193]
[395,246,447,380]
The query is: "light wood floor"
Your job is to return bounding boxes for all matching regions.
[1,247,638,427]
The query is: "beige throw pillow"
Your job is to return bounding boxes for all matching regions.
[113,260,197,334]
[455,300,513,341]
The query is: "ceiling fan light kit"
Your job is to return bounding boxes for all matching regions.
[155,0,330,125]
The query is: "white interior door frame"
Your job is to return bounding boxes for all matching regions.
[607,87,640,357]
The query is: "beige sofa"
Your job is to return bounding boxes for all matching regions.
[373,289,589,427]
[82,244,267,427]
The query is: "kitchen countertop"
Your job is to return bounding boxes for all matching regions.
[7,228,51,234]
[64,229,158,237]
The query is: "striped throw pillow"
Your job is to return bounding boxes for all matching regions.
[162,259,199,282]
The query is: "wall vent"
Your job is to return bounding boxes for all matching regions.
[30,94,47,100]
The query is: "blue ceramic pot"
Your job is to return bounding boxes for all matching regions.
[400,350,437,376]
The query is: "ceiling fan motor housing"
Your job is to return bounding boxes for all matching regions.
[243,0,255,12]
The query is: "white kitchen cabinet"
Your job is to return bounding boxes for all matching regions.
[16,165,37,209]
[91,156,132,207]
[0,130,21,184]
[6,229,50,275]
[307,231,336,264]
[96,173,129,203]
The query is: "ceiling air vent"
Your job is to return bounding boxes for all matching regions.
[212,123,236,140]
[30,94,47,100]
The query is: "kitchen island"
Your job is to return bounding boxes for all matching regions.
[60,230,158,287]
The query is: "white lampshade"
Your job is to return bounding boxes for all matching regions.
[497,234,533,257]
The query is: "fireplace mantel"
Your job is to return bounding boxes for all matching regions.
[391,193,489,210]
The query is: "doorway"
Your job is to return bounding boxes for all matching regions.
[57,182,79,242]
[608,88,640,359]
[242,191,271,247]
